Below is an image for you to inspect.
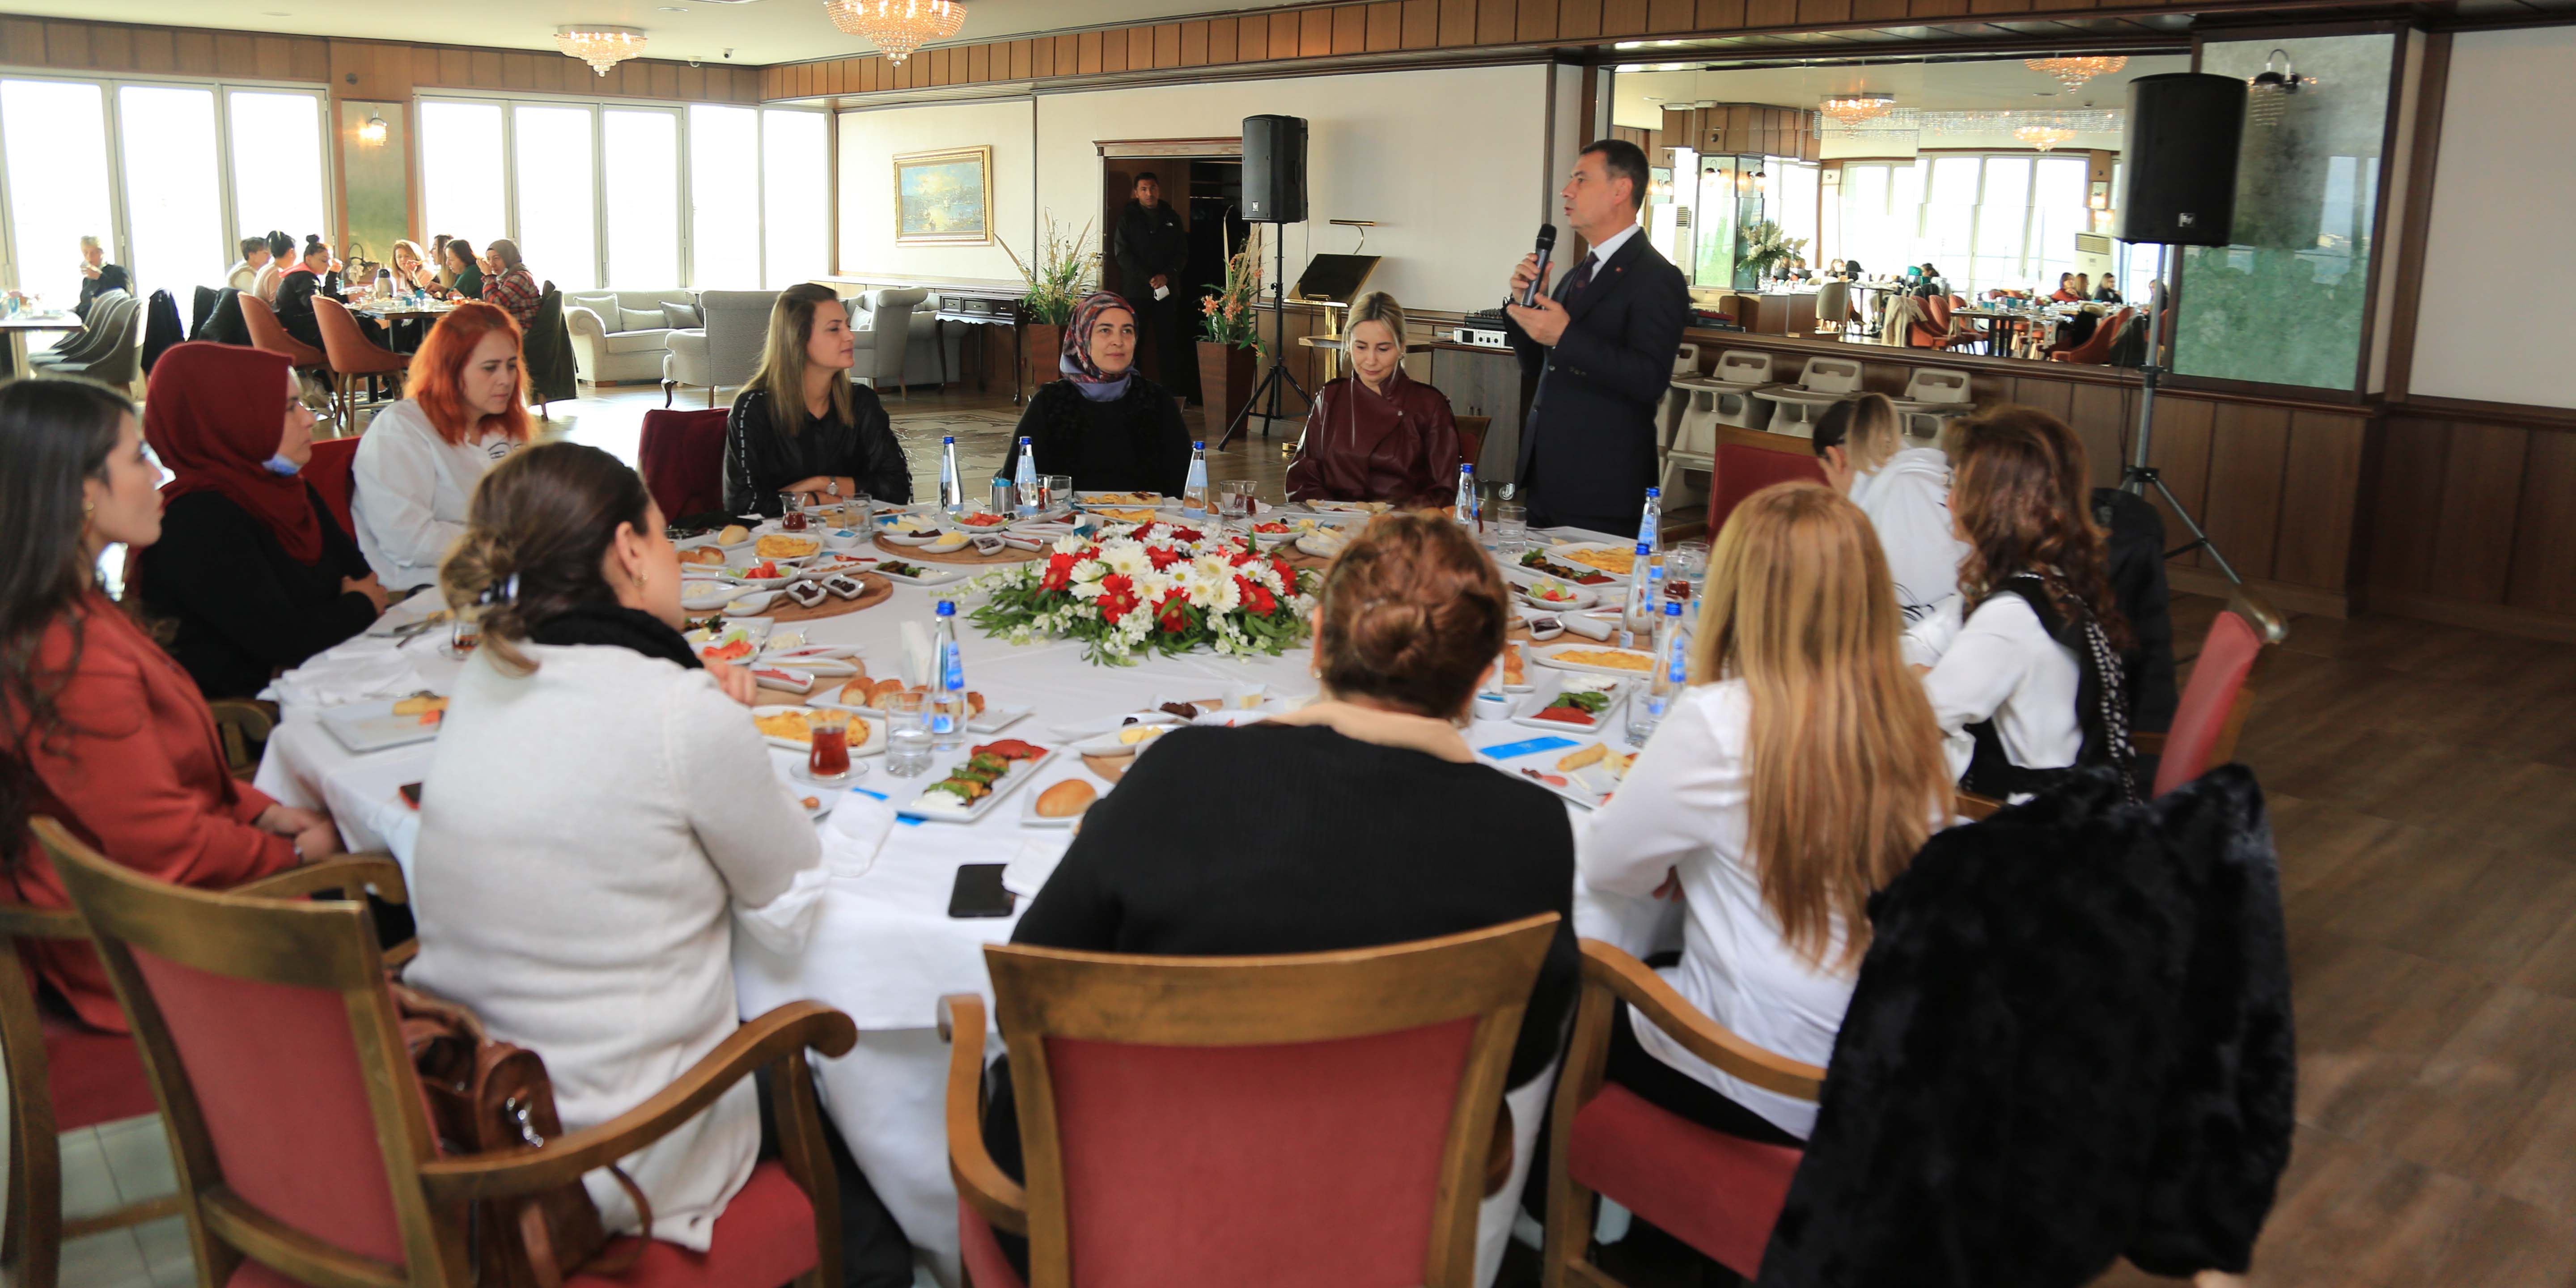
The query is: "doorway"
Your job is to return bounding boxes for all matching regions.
[1101,155,1248,404]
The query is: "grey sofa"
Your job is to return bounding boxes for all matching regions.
[662,290,778,407]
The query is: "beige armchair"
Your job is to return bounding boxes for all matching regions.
[565,288,697,385]
[848,288,927,401]
[662,289,778,407]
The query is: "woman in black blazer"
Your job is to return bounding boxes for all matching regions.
[137,343,387,699]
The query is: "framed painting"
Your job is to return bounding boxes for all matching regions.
[894,146,994,246]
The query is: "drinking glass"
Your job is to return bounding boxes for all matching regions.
[1494,503,1530,557]
[447,613,482,658]
[1219,479,1258,522]
[777,492,809,531]
[884,691,934,777]
[929,689,970,750]
[847,490,872,528]
[1666,540,1708,608]
[806,708,854,782]
[1044,475,1074,517]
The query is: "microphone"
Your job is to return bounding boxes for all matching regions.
[1521,224,1557,308]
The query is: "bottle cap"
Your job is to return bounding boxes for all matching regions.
[1020,436,1031,444]
[1645,487,1661,498]
[1192,441,1205,450]
[1461,464,1474,474]
[1633,543,1651,555]
[936,601,955,616]
[943,436,956,444]
[1665,602,1682,615]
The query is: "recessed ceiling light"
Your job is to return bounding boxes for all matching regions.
[262,9,290,14]
[660,4,688,9]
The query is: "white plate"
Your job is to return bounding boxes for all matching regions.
[689,620,772,664]
[877,530,944,547]
[1511,673,1626,734]
[761,642,860,663]
[750,664,815,695]
[750,705,884,757]
[797,555,878,580]
[1075,490,1163,505]
[681,582,752,610]
[1072,722,1183,757]
[897,746,1059,822]
[866,562,969,587]
[1508,575,1598,611]
[1019,772,1102,828]
[969,704,1032,734]
[1046,710,1184,742]
[1294,530,1352,559]
[724,591,780,616]
[1546,542,1640,578]
[1303,499,1391,514]
[319,696,447,753]
[1504,757,1621,812]
[1529,642,1659,680]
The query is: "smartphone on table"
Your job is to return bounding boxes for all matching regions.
[948,863,1014,919]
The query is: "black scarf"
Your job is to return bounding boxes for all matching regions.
[527,603,703,671]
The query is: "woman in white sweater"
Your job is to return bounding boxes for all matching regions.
[405,442,847,1254]
[1580,482,1953,1142]
[1810,392,1967,616]
[1908,406,2136,800]
[351,301,528,590]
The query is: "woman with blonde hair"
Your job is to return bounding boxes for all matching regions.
[1810,392,1966,613]
[724,282,909,516]
[1580,481,1953,1143]
[1285,291,1464,508]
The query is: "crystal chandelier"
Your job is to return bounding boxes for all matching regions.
[555,25,647,77]
[2023,54,2129,91]
[2014,123,2076,151]
[826,0,967,64]
[1818,93,1896,127]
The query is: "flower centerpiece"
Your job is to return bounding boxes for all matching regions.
[998,214,1097,389]
[968,521,1320,665]
[1737,220,1809,287]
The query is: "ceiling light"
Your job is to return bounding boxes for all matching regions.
[1818,92,1895,127]
[2013,123,2075,151]
[2023,54,2128,91]
[2246,48,2308,128]
[824,0,966,64]
[555,25,647,76]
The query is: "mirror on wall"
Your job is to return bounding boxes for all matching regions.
[1609,52,2189,368]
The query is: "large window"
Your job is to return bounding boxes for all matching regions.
[513,105,598,291]
[1839,153,2093,297]
[2,79,114,319]
[120,85,227,302]
[762,109,830,288]
[419,100,506,252]
[604,109,681,288]
[688,105,762,289]
[228,90,329,247]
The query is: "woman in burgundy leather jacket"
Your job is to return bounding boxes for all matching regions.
[1287,292,1465,510]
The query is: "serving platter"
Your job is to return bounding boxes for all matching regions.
[894,744,1059,823]
[319,695,447,753]
[1528,642,1659,680]
[750,705,885,757]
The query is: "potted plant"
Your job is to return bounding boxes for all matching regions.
[1195,232,1267,441]
[999,215,1097,392]
[1736,220,1808,291]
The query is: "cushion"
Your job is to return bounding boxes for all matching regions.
[619,307,664,334]
[1566,1081,1804,1277]
[568,292,622,320]
[42,1016,158,1131]
[604,329,672,354]
[661,302,702,330]
[573,1161,816,1288]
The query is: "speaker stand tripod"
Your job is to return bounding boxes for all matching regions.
[1215,226,1309,452]
[2118,250,2242,586]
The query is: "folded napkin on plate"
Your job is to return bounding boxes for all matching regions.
[822,792,898,877]
[261,648,428,709]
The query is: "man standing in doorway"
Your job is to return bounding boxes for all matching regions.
[1503,139,1689,538]
[1115,171,1196,401]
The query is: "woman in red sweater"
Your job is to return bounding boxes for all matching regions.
[0,378,338,1032]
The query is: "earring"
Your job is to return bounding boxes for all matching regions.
[82,502,95,519]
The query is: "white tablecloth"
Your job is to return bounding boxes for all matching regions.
[254,527,1651,1286]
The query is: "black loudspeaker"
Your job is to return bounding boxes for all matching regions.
[1242,114,1307,224]
[2115,73,2246,246]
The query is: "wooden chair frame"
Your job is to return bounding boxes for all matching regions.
[1542,939,1825,1288]
[940,913,1561,1288]
[0,851,404,1288]
[32,818,857,1288]
[206,699,278,781]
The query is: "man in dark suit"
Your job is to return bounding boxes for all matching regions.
[1504,139,1689,538]
[1114,171,1196,400]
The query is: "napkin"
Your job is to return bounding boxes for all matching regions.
[902,620,935,688]
[1000,835,1072,898]
[262,648,428,709]
[1559,614,1615,642]
[822,792,898,877]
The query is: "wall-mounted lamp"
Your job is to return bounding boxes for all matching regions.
[358,112,388,146]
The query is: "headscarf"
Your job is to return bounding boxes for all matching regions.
[143,341,325,565]
[1059,292,1136,403]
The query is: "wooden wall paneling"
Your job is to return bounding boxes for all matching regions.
[2009,375,2074,422]
[1400,0,1442,47]
[1296,9,1330,57]
[468,49,502,87]
[2506,429,2576,616]
[1055,35,1077,76]
[1077,30,1103,75]
[131,25,175,73]
[214,33,255,76]
[2427,421,2529,606]
[1207,17,1238,64]
[1650,0,1698,30]
[1560,0,1606,36]
[500,51,533,91]
[1364,2,1403,50]
[928,47,951,86]
[1799,0,1856,24]
[2365,419,2450,597]
[1700,0,1750,27]
[173,29,216,75]
[966,42,988,82]
[1441,0,1481,45]
[1265,12,1297,59]
[435,47,470,88]
[1518,0,1561,40]
[2200,402,2288,583]
[90,25,132,72]
[1749,0,1799,25]
[1235,13,1267,60]
[44,21,89,68]
[1603,0,1651,34]
[1024,40,1047,81]
[2140,396,2215,571]
[2066,380,2126,491]
[288,36,328,82]
[1333,5,1368,53]
[1130,25,1155,70]
[1479,0,1520,42]
[254,35,296,80]
[1851,0,1907,21]
[1011,39,1033,80]
[1182,21,1212,64]
[2270,411,2367,593]
[0,18,42,67]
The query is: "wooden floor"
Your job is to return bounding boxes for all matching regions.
[545,382,2576,1288]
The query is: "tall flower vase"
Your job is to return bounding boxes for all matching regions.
[1197,341,1257,441]
[1024,322,1063,393]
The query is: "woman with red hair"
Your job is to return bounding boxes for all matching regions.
[351,301,531,590]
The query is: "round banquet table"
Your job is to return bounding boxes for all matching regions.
[253,521,1650,1287]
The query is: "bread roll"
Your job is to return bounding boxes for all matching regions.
[1035,780,1096,818]
[716,524,750,545]
[1556,742,1607,772]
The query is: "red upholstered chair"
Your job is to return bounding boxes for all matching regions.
[2135,596,2280,797]
[0,853,408,1288]
[305,434,361,538]
[2049,308,2132,365]
[1542,940,1825,1286]
[639,408,733,521]
[237,292,325,372]
[941,914,1560,1288]
[1704,444,1827,538]
[33,818,858,1288]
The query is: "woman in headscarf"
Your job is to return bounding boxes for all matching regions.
[136,342,389,699]
[1013,291,1195,496]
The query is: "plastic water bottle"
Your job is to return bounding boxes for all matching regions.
[1637,487,1663,555]
[938,436,963,513]
[1453,463,1478,528]
[1013,436,1040,519]
[1629,601,1687,741]
[930,601,966,749]
[1619,543,1661,649]
[1181,441,1211,517]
